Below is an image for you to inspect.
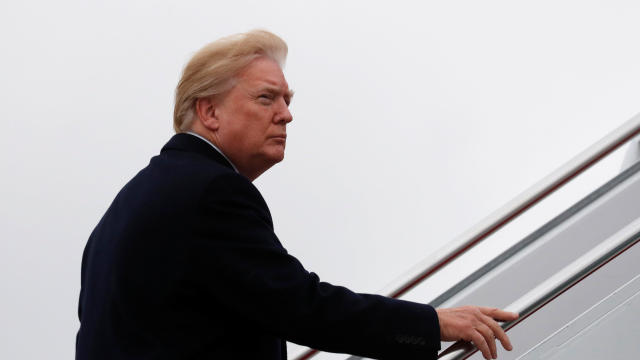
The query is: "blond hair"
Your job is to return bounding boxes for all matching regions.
[173,30,288,132]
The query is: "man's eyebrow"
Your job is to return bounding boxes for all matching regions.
[257,85,294,99]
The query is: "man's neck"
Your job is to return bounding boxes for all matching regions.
[184,131,240,173]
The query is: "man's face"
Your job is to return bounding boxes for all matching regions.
[212,57,293,179]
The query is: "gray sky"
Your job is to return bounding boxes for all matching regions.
[1,1,639,358]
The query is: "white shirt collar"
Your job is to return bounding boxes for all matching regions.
[185,131,239,173]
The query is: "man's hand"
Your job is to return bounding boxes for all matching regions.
[436,306,519,360]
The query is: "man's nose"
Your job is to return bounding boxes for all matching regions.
[274,98,293,124]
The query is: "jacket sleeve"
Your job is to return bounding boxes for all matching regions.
[189,173,441,360]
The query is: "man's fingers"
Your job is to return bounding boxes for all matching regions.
[481,314,512,352]
[470,330,492,360]
[479,307,519,322]
[475,323,497,359]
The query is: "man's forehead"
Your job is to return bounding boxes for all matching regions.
[246,78,293,97]
[230,59,292,98]
[261,81,293,94]
[256,77,288,88]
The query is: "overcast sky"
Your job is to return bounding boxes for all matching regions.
[1,1,639,359]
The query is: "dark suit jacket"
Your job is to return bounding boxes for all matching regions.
[76,133,441,359]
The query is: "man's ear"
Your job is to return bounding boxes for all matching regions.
[195,96,220,131]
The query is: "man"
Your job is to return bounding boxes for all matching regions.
[76,30,518,360]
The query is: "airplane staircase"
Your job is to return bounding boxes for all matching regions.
[292,114,640,360]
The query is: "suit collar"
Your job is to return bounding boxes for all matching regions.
[161,133,237,172]
[183,131,239,173]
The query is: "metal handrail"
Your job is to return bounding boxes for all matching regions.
[428,158,640,308]
[438,216,640,359]
[294,113,640,360]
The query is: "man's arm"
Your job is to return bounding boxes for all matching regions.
[191,172,518,359]
[189,173,441,359]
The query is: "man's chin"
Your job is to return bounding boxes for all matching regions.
[270,151,285,164]
[258,151,285,170]
[266,147,286,163]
